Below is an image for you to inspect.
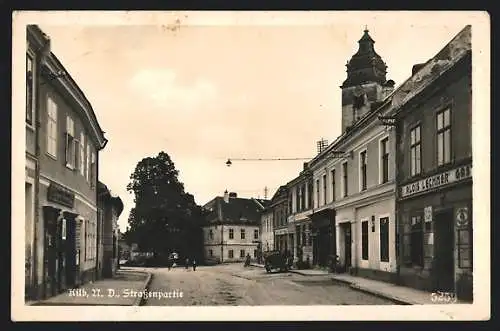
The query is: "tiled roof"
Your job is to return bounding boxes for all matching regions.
[203,196,266,225]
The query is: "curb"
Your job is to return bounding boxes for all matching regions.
[290,270,330,276]
[348,284,413,305]
[135,272,154,306]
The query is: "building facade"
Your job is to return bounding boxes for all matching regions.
[202,191,268,263]
[26,25,108,301]
[304,28,398,279]
[260,207,274,253]
[270,186,290,253]
[98,182,124,278]
[286,167,313,263]
[395,26,472,301]
[25,25,50,301]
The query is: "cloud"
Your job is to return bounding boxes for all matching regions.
[128,68,218,111]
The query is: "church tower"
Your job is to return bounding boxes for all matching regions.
[341,27,395,133]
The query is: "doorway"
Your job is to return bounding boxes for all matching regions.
[341,222,352,270]
[433,209,455,292]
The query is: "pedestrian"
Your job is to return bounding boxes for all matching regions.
[185,257,189,270]
[192,258,197,271]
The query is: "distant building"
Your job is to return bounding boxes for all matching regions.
[98,182,124,278]
[269,185,290,253]
[26,25,108,301]
[395,26,472,301]
[202,191,269,262]
[259,205,274,253]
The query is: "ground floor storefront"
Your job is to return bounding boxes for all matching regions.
[274,226,290,254]
[335,195,397,282]
[311,208,336,267]
[35,176,100,300]
[294,220,312,264]
[397,163,473,302]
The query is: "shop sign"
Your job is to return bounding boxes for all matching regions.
[47,182,75,208]
[456,207,469,227]
[275,228,288,236]
[400,164,472,199]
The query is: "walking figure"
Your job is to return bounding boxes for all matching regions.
[192,258,197,271]
[185,257,189,270]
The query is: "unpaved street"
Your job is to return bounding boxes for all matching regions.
[136,264,395,306]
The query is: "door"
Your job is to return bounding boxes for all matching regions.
[65,219,77,288]
[434,209,455,292]
[344,223,352,269]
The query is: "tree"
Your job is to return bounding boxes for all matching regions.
[125,151,204,261]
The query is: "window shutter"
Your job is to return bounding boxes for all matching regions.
[74,139,79,170]
[64,132,70,165]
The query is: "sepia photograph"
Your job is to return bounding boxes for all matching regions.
[12,11,490,321]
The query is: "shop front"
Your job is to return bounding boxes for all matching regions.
[41,182,79,299]
[397,162,473,302]
[274,227,288,252]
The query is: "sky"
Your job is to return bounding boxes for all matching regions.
[35,13,470,233]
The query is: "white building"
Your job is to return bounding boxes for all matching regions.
[308,28,398,281]
[202,191,269,263]
[260,207,274,253]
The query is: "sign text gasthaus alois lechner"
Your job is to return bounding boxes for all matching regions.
[400,164,472,199]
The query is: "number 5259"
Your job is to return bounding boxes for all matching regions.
[431,291,457,303]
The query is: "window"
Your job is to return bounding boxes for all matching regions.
[380,137,389,183]
[46,97,58,157]
[359,150,367,191]
[229,228,234,239]
[379,217,389,262]
[254,229,259,239]
[90,152,96,188]
[228,250,234,258]
[301,184,306,210]
[403,214,424,267]
[362,221,369,260]
[209,229,213,240]
[85,144,91,181]
[323,174,327,205]
[410,125,422,176]
[295,187,299,212]
[65,116,77,169]
[297,187,302,212]
[79,133,85,175]
[240,229,245,239]
[308,181,313,208]
[240,250,245,258]
[209,249,213,257]
[437,108,451,166]
[331,169,336,202]
[26,55,34,125]
[315,179,320,208]
[253,250,257,258]
[342,161,348,197]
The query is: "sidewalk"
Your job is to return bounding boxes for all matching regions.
[250,263,460,305]
[29,268,152,306]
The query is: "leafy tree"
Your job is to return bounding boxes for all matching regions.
[124,151,204,261]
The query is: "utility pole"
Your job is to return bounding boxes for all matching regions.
[264,186,268,199]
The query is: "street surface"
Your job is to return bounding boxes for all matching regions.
[137,264,395,306]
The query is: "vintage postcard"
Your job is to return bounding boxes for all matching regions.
[12,11,490,321]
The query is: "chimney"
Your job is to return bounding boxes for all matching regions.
[412,63,426,76]
[229,192,237,199]
[223,190,229,203]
